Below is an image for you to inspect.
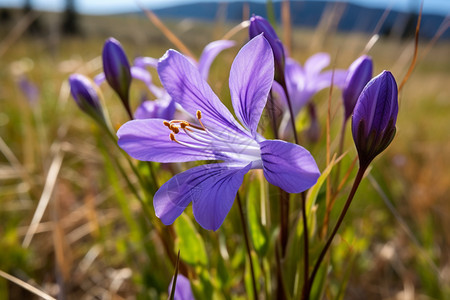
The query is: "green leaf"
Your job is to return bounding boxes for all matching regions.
[305,155,337,216]
[174,214,208,267]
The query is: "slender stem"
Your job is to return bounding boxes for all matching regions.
[301,192,309,300]
[280,189,289,257]
[275,245,287,300]
[281,80,299,145]
[236,193,259,300]
[124,102,134,120]
[307,165,368,297]
[268,90,279,140]
[102,122,152,193]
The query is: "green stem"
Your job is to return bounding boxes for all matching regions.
[307,165,367,297]
[268,90,279,140]
[236,193,259,300]
[280,79,299,145]
[300,192,309,300]
[280,189,289,257]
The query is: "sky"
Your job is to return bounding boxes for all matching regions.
[1,0,449,16]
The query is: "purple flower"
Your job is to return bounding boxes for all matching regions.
[102,38,132,116]
[69,74,105,123]
[117,35,320,231]
[342,55,373,121]
[249,15,285,83]
[168,274,195,300]
[134,98,176,120]
[17,75,39,105]
[274,53,347,137]
[352,70,398,167]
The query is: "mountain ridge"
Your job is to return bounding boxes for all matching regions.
[146,1,449,40]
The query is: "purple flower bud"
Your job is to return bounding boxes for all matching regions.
[168,274,195,300]
[343,55,373,121]
[352,71,398,167]
[249,15,285,83]
[69,74,105,123]
[102,38,132,116]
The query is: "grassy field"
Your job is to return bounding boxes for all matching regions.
[1,10,449,299]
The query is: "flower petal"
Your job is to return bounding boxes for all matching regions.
[169,275,195,300]
[117,118,220,163]
[134,98,175,120]
[133,56,158,69]
[304,52,330,76]
[312,69,348,92]
[229,35,274,135]
[130,66,165,98]
[154,163,251,231]
[158,49,246,135]
[260,139,320,193]
[198,40,235,80]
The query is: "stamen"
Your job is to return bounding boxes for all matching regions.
[169,132,176,141]
[196,110,202,120]
[163,121,170,128]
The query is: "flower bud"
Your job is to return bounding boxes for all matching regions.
[69,74,105,123]
[249,15,285,83]
[343,55,373,121]
[102,38,132,115]
[168,274,195,300]
[352,71,398,167]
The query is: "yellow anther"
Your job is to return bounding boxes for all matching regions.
[163,120,170,127]
[196,110,202,120]
[172,126,180,134]
[169,133,176,141]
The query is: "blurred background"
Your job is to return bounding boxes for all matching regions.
[0,0,449,299]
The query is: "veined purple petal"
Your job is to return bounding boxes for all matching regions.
[304,52,330,76]
[117,118,220,163]
[229,35,274,136]
[154,163,251,231]
[158,49,247,136]
[260,140,320,193]
[352,70,398,165]
[198,40,235,80]
[352,71,398,137]
[169,275,195,300]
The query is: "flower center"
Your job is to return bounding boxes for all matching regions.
[163,110,261,162]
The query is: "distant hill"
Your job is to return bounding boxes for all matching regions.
[149,1,449,40]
